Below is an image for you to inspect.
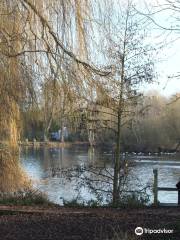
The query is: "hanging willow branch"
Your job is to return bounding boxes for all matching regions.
[4,0,112,77]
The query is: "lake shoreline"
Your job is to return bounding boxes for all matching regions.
[20,141,89,148]
[20,141,180,156]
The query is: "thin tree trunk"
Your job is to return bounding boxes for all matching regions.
[113,109,122,206]
[44,117,52,142]
[112,44,126,206]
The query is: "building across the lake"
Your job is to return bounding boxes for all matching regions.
[50,127,68,141]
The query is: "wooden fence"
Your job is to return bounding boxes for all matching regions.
[153,169,180,206]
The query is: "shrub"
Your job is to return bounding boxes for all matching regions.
[0,189,53,206]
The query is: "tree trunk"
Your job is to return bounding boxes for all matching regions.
[113,110,122,206]
[112,42,125,206]
[44,115,53,142]
[88,129,95,147]
[61,118,64,143]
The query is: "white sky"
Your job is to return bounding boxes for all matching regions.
[136,0,180,96]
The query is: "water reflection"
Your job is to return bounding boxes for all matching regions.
[20,146,180,204]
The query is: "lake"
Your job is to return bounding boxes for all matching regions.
[20,145,180,205]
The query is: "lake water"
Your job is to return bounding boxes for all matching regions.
[20,146,180,205]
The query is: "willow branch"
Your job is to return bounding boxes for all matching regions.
[20,0,112,76]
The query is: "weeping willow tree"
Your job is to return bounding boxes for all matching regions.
[0,0,110,192]
[17,0,109,141]
[0,1,31,191]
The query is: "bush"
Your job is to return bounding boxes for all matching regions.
[118,191,150,208]
[0,190,53,206]
[63,198,86,207]
[107,191,150,208]
[62,198,101,208]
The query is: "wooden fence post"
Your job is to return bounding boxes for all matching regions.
[153,169,158,206]
[176,181,180,206]
[178,190,180,205]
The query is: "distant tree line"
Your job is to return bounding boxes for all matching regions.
[21,90,180,153]
[121,92,180,152]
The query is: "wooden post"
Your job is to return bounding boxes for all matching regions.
[176,181,180,205]
[153,169,158,206]
[178,190,180,205]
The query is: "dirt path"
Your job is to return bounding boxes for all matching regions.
[0,206,180,240]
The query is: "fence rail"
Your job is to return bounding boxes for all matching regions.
[153,169,180,206]
[158,187,177,191]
